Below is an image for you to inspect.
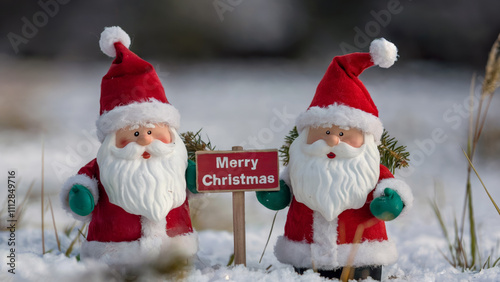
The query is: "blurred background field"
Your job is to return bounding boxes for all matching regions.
[1,1,500,281]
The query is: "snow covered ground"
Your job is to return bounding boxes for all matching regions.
[1,57,499,281]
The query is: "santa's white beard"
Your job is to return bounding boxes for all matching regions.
[288,128,380,221]
[97,129,188,222]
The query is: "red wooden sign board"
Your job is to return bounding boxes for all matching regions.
[195,149,279,192]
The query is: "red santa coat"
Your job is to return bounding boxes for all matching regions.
[60,159,197,265]
[274,164,413,270]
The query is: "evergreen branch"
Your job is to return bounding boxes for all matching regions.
[378,129,410,174]
[279,126,299,166]
[180,129,215,162]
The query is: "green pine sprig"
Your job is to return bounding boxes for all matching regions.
[378,129,410,174]
[180,129,215,162]
[279,126,299,166]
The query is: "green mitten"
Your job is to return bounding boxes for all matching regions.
[185,159,198,194]
[256,180,291,211]
[370,188,404,221]
[69,184,95,216]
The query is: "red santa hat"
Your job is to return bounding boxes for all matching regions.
[95,26,180,142]
[295,38,398,143]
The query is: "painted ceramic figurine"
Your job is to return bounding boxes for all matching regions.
[257,38,413,280]
[60,26,197,267]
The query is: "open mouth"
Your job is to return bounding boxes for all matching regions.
[142,151,151,159]
[327,152,336,159]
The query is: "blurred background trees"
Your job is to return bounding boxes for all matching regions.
[1,0,499,66]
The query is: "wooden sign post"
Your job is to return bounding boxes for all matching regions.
[231,146,245,266]
[196,147,279,266]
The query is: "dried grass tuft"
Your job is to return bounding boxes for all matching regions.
[431,33,500,272]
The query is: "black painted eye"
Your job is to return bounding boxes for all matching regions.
[326,130,330,135]
[134,131,140,137]
[339,132,344,136]
[147,131,152,135]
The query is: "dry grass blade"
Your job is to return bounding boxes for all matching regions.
[455,219,469,270]
[64,222,77,237]
[340,218,379,281]
[259,211,278,263]
[435,35,499,272]
[226,253,235,267]
[0,179,34,230]
[430,199,449,239]
[483,257,490,269]
[48,198,61,252]
[430,199,454,254]
[463,73,480,268]
[474,33,500,150]
[438,248,456,268]
[430,195,465,268]
[77,225,87,240]
[41,135,46,255]
[462,150,500,215]
[65,234,79,257]
[65,223,86,257]
[14,180,35,223]
[481,33,500,96]
[493,256,500,267]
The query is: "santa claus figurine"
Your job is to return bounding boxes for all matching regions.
[257,38,413,280]
[60,26,198,268]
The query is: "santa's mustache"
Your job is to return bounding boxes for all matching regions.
[302,139,365,159]
[109,139,176,160]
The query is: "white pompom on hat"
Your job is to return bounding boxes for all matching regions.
[370,38,398,68]
[99,26,131,58]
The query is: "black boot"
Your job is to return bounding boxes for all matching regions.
[294,266,382,281]
[349,265,382,281]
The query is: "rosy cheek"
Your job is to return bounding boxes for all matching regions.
[157,136,171,144]
[306,134,321,144]
[347,137,363,148]
[117,139,131,148]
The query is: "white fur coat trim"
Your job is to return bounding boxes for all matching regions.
[274,236,397,269]
[296,103,383,144]
[60,174,99,222]
[374,177,413,218]
[96,98,180,143]
[274,211,398,269]
[280,166,291,190]
[311,212,339,269]
[140,217,169,259]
